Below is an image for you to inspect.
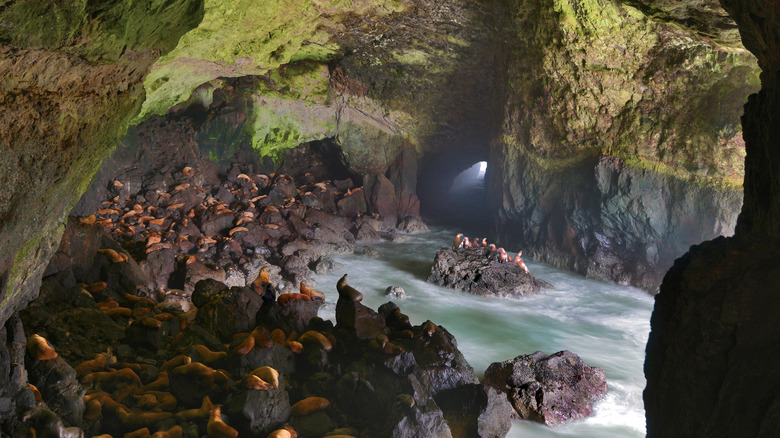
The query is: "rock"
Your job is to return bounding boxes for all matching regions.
[193,281,263,342]
[199,211,235,236]
[140,247,176,290]
[434,383,513,438]
[21,407,85,438]
[385,286,407,300]
[224,384,291,436]
[483,350,608,426]
[335,276,387,340]
[257,300,323,335]
[397,216,430,234]
[427,248,552,298]
[355,221,382,242]
[358,247,383,258]
[390,403,452,438]
[383,231,412,242]
[25,356,85,426]
[184,261,227,295]
[337,189,368,217]
[364,173,399,229]
[310,256,342,275]
[289,411,337,438]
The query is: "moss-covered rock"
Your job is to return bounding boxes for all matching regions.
[0,1,205,329]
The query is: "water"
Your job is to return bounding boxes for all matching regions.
[311,227,655,437]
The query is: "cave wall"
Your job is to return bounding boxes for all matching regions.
[644,0,780,436]
[488,0,759,291]
[0,0,204,328]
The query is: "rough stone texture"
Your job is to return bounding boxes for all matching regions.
[428,248,552,298]
[484,350,608,426]
[486,0,759,291]
[0,1,203,329]
[434,383,513,438]
[645,235,780,437]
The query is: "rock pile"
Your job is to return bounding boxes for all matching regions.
[428,247,553,298]
[80,162,426,294]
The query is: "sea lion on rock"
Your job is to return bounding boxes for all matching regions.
[453,233,463,248]
[336,274,363,302]
[514,251,530,274]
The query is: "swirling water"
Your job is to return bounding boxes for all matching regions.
[310,227,655,437]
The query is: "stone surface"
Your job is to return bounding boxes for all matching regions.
[484,350,608,426]
[385,286,408,300]
[434,383,513,438]
[428,248,552,298]
[645,235,780,437]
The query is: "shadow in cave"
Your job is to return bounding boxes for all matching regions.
[419,157,492,238]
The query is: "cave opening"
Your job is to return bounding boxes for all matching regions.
[444,161,490,231]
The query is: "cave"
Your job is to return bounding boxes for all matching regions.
[1,0,779,437]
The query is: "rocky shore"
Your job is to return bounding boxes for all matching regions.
[1,166,604,437]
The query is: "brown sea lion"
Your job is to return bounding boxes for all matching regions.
[336,274,363,302]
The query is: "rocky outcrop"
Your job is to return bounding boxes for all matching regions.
[645,235,780,437]
[645,2,780,437]
[0,0,203,334]
[428,248,552,298]
[486,0,759,291]
[484,350,608,426]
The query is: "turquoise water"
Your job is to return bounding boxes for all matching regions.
[311,227,654,437]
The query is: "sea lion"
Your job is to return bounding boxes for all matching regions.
[498,248,509,263]
[27,334,58,360]
[207,406,238,438]
[291,397,330,416]
[336,274,363,302]
[481,238,487,247]
[514,251,530,274]
[463,237,471,248]
[453,233,463,248]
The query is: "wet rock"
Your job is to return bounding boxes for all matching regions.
[398,216,430,234]
[199,211,235,236]
[364,173,399,229]
[310,256,342,275]
[193,281,262,342]
[390,403,452,438]
[355,221,382,242]
[289,410,337,438]
[384,230,413,243]
[337,189,368,217]
[358,247,383,258]
[258,301,323,335]
[25,356,85,426]
[21,407,85,438]
[225,384,291,436]
[434,383,513,438]
[428,248,552,298]
[483,350,608,426]
[184,261,227,295]
[401,323,479,396]
[336,296,388,340]
[385,286,407,300]
[140,248,176,290]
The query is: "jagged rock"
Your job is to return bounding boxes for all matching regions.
[140,247,176,290]
[192,281,262,342]
[358,247,383,258]
[483,350,607,426]
[199,211,235,236]
[310,256,342,275]
[434,383,513,438]
[364,173,399,229]
[427,248,551,298]
[390,403,452,438]
[336,299,388,340]
[25,356,85,426]
[184,261,227,295]
[225,383,291,436]
[385,286,407,300]
[337,189,368,217]
[257,301,323,335]
[21,407,85,438]
[355,221,382,242]
[397,216,430,234]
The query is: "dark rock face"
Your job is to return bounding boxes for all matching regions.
[434,383,513,438]
[428,248,552,298]
[484,350,608,426]
[645,235,780,437]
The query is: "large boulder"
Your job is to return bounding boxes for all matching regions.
[483,350,607,426]
[427,248,552,298]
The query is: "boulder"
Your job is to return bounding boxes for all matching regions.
[25,356,85,426]
[224,383,291,436]
[397,216,430,234]
[364,173,399,229]
[385,286,407,300]
[193,281,263,342]
[434,383,513,438]
[427,248,552,298]
[483,350,608,426]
